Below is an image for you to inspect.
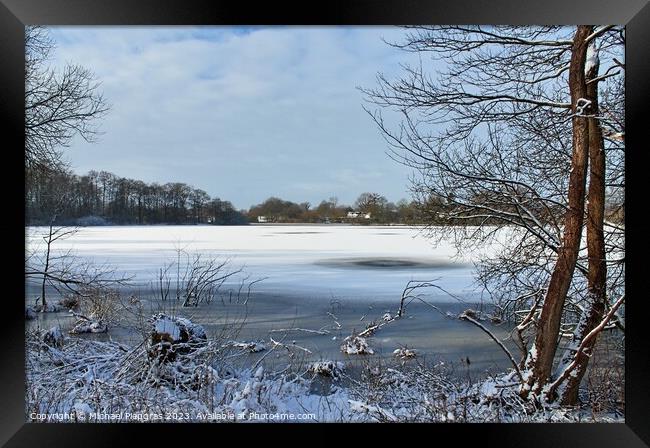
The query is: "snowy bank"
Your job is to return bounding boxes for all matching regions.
[26,319,623,423]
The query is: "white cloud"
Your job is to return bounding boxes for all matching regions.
[48,26,421,208]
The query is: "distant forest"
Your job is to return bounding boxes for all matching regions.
[26,169,248,226]
[25,169,423,226]
[26,168,624,227]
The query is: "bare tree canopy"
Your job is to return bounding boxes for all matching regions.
[362,25,624,405]
[25,26,109,174]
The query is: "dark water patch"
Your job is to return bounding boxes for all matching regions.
[315,257,468,270]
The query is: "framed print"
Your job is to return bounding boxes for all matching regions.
[1,0,648,445]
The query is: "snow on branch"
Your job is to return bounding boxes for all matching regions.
[584,25,617,44]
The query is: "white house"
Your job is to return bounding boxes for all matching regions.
[347,211,371,219]
[257,216,269,223]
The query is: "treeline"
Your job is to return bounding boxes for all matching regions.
[247,191,623,226]
[247,193,421,224]
[25,169,428,226]
[26,169,248,225]
[28,169,620,227]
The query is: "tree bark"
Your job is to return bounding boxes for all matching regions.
[558,43,608,405]
[522,25,593,397]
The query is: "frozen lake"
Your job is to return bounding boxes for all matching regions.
[26,224,516,375]
[26,224,484,302]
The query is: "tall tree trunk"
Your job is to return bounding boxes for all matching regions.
[522,25,592,398]
[557,42,608,405]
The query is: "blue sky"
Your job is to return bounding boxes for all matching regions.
[48,26,426,209]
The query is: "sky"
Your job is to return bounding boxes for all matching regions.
[47,26,428,210]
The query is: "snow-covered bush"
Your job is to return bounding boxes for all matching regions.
[78,287,122,328]
[347,365,550,422]
[149,313,208,362]
[43,327,64,348]
[231,340,267,353]
[70,319,107,334]
[393,347,417,360]
[67,287,123,335]
[60,294,80,310]
[309,361,345,379]
[340,333,374,355]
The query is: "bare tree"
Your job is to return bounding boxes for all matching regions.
[521,25,594,399]
[362,25,624,404]
[26,163,130,310]
[23,26,131,324]
[26,226,132,311]
[36,222,77,311]
[549,33,623,405]
[25,26,109,175]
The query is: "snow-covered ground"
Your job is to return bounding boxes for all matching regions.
[26,224,495,301]
[26,326,622,423]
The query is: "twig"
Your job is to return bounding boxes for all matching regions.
[269,328,330,335]
[269,337,312,354]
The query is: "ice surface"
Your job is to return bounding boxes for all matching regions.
[26,225,499,302]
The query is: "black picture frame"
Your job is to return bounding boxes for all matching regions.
[1,0,647,445]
